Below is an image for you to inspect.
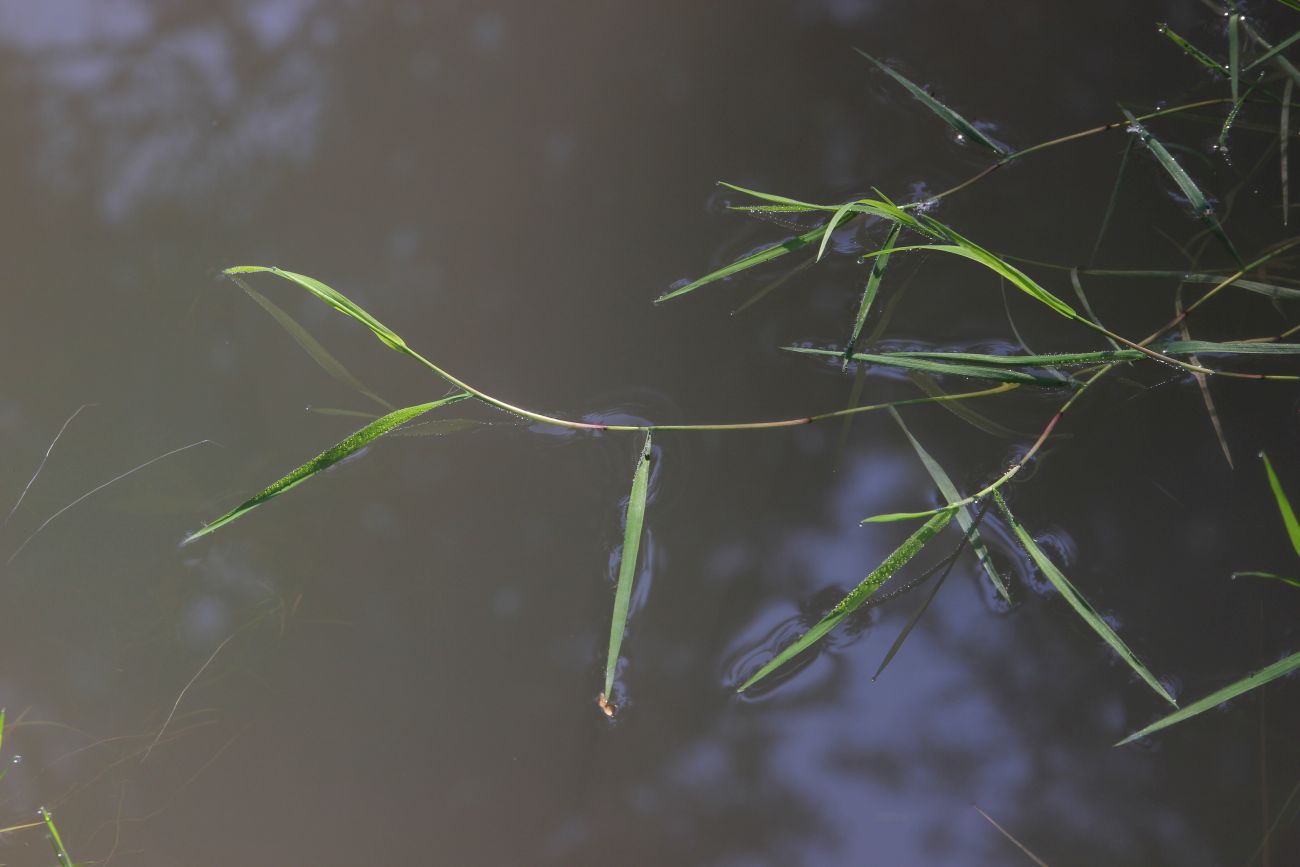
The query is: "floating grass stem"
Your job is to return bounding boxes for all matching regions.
[601,432,652,715]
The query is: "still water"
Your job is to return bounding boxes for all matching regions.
[1,1,1299,864]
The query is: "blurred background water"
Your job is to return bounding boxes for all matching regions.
[0,1,1298,864]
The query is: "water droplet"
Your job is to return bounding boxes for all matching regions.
[10,755,21,764]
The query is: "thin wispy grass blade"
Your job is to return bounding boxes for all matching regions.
[1120,109,1242,265]
[995,491,1176,706]
[889,349,1140,366]
[737,507,957,692]
[1260,450,1300,558]
[1117,647,1300,744]
[1232,571,1300,588]
[1156,24,1227,75]
[38,807,73,867]
[225,266,408,351]
[1090,139,1133,266]
[233,277,394,411]
[855,49,1009,155]
[843,223,903,366]
[1247,28,1300,69]
[183,394,469,544]
[658,222,830,303]
[1173,273,1300,300]
[601,432,652,713]
[787,347,1074,386]
[890,409,1008,601]
[1285,78,1293,227]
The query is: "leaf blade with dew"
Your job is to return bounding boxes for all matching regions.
[224,266,409,352]
[1259,450,1300,558]
[786,346,1076,387]
[183,394,469,544]
[1117,647,1300,745]
[232,276,394,411]
[890,409,1008,601]
[1120,109,1242,265]
[1232,571,1300,589]
[995,491,1176,706]
[843,222,903,367]
[854,48,1009,155]
[38,807,73,867]
[1156,23,1228,75]
[601,432,653,713]
[737,507,957,692]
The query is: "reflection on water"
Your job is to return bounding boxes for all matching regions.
[0,0,1298,864]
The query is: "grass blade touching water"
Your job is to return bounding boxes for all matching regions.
[995,491,1176,706]
[600,432,653,716]
[183,394,468,544]
[737,507,957,692]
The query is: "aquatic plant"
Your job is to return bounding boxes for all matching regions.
[182,2,1300,747]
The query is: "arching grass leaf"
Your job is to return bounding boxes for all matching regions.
[737,507,956,692]
[183,394,468,544]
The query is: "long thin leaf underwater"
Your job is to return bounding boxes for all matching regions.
[1117,647,1300,745]
[737,507,957,692]
[889,408,1009,601]
[1259,450,1300,558]
[601,431,652,715]
[183,394,469,544]
[1120,109,1242,265]
[995,491,1176,706]
[854,48,1008,155]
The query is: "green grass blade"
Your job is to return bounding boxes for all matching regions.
[657,222,830,303]
[787,346,1074,386]
[1260,451,1300,558]
[1161,340,1300,355]
[995,491,1176,706]
[183,394,469,544]
[1285,78,1294,228]
[1090,138,1134,267]
[816,202,858,262]
[1246,28,1300,69]
[843,223,903,366]
[1156,23,1228,75]
[888,349,1140,366]
[225,266,409,352]
[233,277,394,411]
[1172,273,1300,300]
[1118,648,1300,745]
[861,507,949,524]
[1232,571,1300,588]
[1230,13,1241,103]
[1120,110,1242,265]
[908,372,1031,439]
[854,49,1008,155]
[737,507,957,692]
[890,409,1009,601]
[602,432,653,709]
[39,807,73,867]
[1277,0,1300,13]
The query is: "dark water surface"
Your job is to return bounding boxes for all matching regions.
[2,1,1300,864]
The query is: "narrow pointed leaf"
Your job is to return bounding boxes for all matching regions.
[861,507,949,524]
[787,346,1074,386]
[657,223,830,303]
[995,491,1176,706]
[1090,139,1134,266]
[1156,24,1228,75]
[844,222,903,366]
[1260,451,1300,558]
[1118,648,1300,744]
[1232,571,1300,588]
[890,408,1008,600]
[602,432,653,706]
[184,394,469,544]
[1230,13,1241,103]
[738,507,957,692]
[1247,28,1300,68]
[39,807,73,867]
[855,49,1008,155]
[1120,110,1242,265]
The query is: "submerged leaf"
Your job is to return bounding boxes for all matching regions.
[855,49,1009,155]
[602,432,653,711]
[995,491,1176,706]
[1118,648,1300,745]
[183,394,469,544]
[737,508,956,692]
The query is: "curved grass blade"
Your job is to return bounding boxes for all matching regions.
[233,276,394,411]
[1260,450,1300,558]
[183,394,468,544]
[995,491,1176,706]
[1156,24,1227,75]
[601,432,653,714]
[225,266,408,352]
[890,409,1008,601]
[1246,28,1300,69]
[1117,647,1300,745]
[1232,571,1300,588]
[1120,109,1242,265]
[854,48,1008,155]
[843,223,903,367]
[787,346,1074,386]
[737,507,956,692]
